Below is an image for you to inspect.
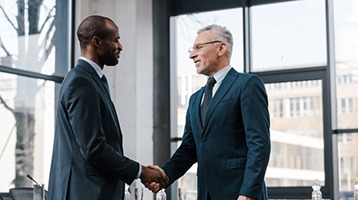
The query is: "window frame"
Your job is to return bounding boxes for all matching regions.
[256,66,335,199]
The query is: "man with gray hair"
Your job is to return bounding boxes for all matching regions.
[147,24,271,200]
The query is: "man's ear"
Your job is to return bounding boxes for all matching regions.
[218,43,227,56]
[91,36,101,48]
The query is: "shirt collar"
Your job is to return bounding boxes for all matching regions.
[212,65,232,84]
[79,56,104,78]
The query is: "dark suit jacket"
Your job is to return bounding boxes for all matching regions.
[48,60,139,200]
[162,68,271,200]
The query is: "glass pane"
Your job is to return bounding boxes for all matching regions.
[265,80,325,187]
[338,133,358,199]
[171,8,243,198]
[0,0,56,75]
[0,73,55,191]
[334,0,358,130]
[251,0,327,71]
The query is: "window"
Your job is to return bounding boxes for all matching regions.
[334,0,358,198]
[0,0,57,75]
[0,73,57,190]
[265,80,324,187]
[272,99,283,117]
[338,133,358,195]
[251,0,327,71]
[0,0,69,191]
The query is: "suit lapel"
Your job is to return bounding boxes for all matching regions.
[193,88,205,131]
[203,68,238,127]
[77,60,111,101]
[76,60,123,148]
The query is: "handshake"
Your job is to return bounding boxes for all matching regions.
[140,165,168,193]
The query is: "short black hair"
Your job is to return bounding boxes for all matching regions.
[76,15,116,49]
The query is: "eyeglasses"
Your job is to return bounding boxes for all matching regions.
[188,40,222,53]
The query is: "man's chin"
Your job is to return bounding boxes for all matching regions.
[105,60,119,67]
[196,67,206,75]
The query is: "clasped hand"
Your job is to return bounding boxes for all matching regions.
[140,165,168,193]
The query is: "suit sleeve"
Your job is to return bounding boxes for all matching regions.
[162,96,198,186]
[239,75,271,198]
[63,75,139,184]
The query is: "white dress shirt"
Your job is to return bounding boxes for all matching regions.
[202,65,232,103]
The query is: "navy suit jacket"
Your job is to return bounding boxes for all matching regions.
[48,60,139,200]
[162,68,271,200]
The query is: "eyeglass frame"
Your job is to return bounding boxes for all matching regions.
[188,40,222,53]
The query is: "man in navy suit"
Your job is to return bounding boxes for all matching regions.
[48,15,166,200]
[148,25,271,200]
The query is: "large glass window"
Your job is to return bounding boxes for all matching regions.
[265,80,324,187]
[0,0,57,75]
[0,73,56,191]
[334,0,358,198]
[338,133,358,197]
[334,0,358,130]
[251,0,327,71]
[0,0,67,193]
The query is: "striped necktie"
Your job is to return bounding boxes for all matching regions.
[201,76,216,124]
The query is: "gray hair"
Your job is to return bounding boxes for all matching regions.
[197,24,233,58]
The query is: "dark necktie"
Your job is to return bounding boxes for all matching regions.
[201,76,216,123]
[101,75,110,96]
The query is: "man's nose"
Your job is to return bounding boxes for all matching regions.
[189,51,196,59]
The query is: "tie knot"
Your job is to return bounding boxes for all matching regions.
[206,77,216,87]
[101,75,107,82]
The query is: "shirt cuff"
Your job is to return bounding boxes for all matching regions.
[136,164,142,179]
